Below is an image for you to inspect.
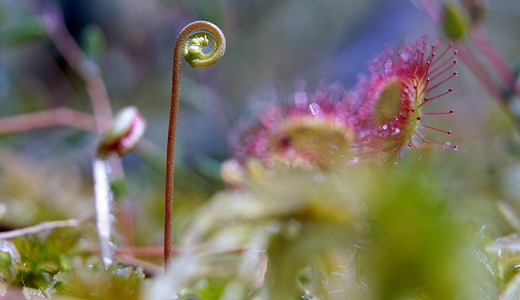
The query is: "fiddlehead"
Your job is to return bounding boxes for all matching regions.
[165,20,226,267]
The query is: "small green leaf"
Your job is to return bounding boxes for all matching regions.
[10,229,81,292]
[192,278,227,300]
[4,19,46,47]
[110,177,128,199]
[81,24,107,64]
[442,3,470,39]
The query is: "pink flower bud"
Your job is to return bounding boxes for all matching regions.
[97,106,146,157]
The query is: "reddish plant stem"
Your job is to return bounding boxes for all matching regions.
[40,8,113,132]
[454,41,520,131]
[453,41,502,99]
[416,0,499,93]
[116,253,164,275]
[469,24,517,91]
[164,27,183,270]
[165,21,226,268]
[415,0,520,130]
[416,0,441,24]
[88,244,245,258]
[0,107,101,135]
[117,202,136,248]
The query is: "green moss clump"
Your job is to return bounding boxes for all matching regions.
[59,258,147,300]
[11,228,82,294]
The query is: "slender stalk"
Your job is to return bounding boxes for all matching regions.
[414,0,520,130]
[93,157,115,267]
[469,24,516,91]
[0,217,88,240]
[165,21,226,267]
[415,0,442,24]
[40,6,113,132]
[453,41,501,99]
[0,107,101,135]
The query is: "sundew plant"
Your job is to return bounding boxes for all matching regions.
[1,0,520,299]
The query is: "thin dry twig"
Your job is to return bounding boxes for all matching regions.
[470,24,517,90]
[0,107,102,135]
[0,217,89,240]
[88,244,245,258]
[116,253,163,276]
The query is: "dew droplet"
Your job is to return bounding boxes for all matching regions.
[447,130,452,136]
[417,155,422,160]
[309,102,321,115]
[453,145,459,151]
[407,143,412,148]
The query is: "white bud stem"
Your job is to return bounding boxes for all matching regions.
[93,157,114,267]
